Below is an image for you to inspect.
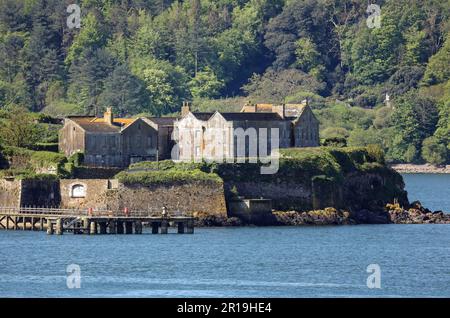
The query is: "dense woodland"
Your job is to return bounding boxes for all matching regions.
[0,0,449,164]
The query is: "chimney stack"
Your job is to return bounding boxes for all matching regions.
[181,101,191,117]
[272,104,286,119]
[104,107,113,125]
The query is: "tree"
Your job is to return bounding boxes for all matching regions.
[243,69,326,103]
[0,106,40,148]
[189,67,224,99]
[423,33,450,85]
[98,64,149,116]
[129,11,164,59]
[67,48,117,115]
[295,38,322,74]
[404,144,418,163]
[131,57,190,115]
[65,12,108,65]
[421,136,447,165]
[388,90,439,162]
[264,0,337,71]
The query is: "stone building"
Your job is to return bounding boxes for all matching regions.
[174,101,320,161]
[59,108,176,167]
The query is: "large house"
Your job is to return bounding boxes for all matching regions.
[59,101,320,167]
[59,108,176,167]
[174,101,320,161]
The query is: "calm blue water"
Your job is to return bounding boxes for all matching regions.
[402,174,450,212]
[1,225,450,298]
[0,174,449,298]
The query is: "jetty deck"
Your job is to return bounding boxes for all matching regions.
[0,207,195,235]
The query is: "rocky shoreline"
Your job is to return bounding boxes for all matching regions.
[390,163,450,174]
[387,202,450,224]
[194,201,450,227]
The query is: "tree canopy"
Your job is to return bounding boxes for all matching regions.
[0,0,448,164]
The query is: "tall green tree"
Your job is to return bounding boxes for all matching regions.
[98,64,149,116]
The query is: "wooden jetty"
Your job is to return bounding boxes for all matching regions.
[0,207,195,235]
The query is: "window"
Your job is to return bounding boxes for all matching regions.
[195,146,201,157]
[71,184,86,198]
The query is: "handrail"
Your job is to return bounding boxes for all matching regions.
[0,207,192,218]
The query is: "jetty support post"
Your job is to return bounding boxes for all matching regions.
[55,218,63,235]
[108,220,116,234]
[177,222,185,234]
[40,218,44,231]
[46,219,53,235]
[161,220,168,234]
[89,221,97,235]
[116,220,124,234]
[125,221,133,234]
[134,221,142,234]
[151,222,159,234]
[186,220,194,234]
[98,222,107,235]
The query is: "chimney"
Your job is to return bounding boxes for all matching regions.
[181,101,191,117]
[242,100,256,113]
[104,107,113,125]
[273,104,285,119]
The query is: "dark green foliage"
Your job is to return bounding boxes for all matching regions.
[421,137,448,165]
[322,137,347,148]
[0,0,448,164]
[30,143,59,152]
[97,64,150,116]
[68,152,84,167]
[0,146,71,177]
[116,169,222,185]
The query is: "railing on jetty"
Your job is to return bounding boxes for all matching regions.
[0,207,190,217]
[0,206,195,235]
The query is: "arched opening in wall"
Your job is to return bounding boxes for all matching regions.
[71,184,86,198]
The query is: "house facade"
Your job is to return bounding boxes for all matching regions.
[174,102,320,162]
[59,108,176,167]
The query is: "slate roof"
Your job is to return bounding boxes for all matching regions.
[219,112,284,121]
[146,117,178,126]
[68,116,132,133]
[191,112,215,121]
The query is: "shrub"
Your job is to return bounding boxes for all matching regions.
[68,152,84,167]
[116,169,222,185]
[30,142,59,152]
[322,137,347,147]
[366,144,385,164]
[421,137,447,165]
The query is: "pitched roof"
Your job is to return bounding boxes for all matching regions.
[284,104,307,117]
[146,117,178,126]
[219,112,284,121]
[91,117,135,125]
[191,112,214,121]
[68,116,132,133]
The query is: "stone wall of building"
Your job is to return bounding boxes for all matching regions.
[0,179,21,207]
[59,179,115,209]
[114,181,227,216]
[228,198,274,224]
[0,178,61,207]
[224,181,313,211]
[20,179,60,207]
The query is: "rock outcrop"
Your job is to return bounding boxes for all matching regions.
[387,201,450,224]
[273,208,354,225]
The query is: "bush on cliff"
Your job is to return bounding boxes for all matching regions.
[116,168,222,185]
[0,146,71,178]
